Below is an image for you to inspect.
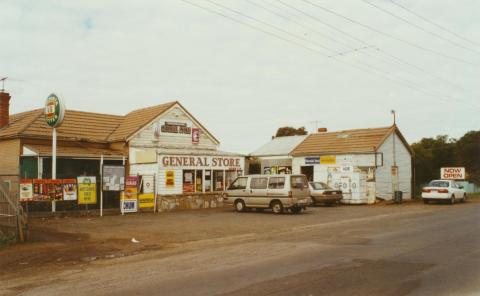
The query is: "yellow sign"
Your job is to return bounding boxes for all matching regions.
[320,155,336,165]
[139,193,155,209]
[166,170,175,188]
[77,176,97,204]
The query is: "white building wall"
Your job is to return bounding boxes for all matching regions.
[376,133,412,200]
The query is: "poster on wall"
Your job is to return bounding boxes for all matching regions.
[165,170,175,188]
[19,180,33,201]
[138,193,155,209]
[62,179,77,201]
[141,175,155,194]
[49,179,63,201]
[192,127,200,144]
[320,155,336,165]
[78,176,97,204]
[124,176,138,199]
[102,165,125,191]
[33,179,49,201]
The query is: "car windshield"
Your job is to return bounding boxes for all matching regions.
[428,181,449,188]
[310,182,331,190]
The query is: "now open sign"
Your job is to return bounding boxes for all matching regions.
[441,167,465,180]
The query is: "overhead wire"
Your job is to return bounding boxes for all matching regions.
[389,0,480,47]
[298,0,479,67]
[181,0,480,109]
[361,0,480,53]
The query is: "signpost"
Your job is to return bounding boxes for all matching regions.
[441,167,465,180]
[44,93,65,212]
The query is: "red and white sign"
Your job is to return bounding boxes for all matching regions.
[441,167,465,180]
[192,128,200,144]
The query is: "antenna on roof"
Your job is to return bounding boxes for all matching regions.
[0,77,7,92]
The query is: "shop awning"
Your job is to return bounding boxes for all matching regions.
[22,144,127,160]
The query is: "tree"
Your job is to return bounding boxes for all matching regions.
[455,131,480,184]
[275,126,308,138]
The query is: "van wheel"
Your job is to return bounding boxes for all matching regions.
[291,207,302,214]
[235,200,246,212]
[450,195,455,205]
[271,201,283,214]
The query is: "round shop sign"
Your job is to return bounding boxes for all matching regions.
[44,93,65,128]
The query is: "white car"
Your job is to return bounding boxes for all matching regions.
[421,180,467,204]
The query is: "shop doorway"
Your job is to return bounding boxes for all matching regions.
[301,166,314,181]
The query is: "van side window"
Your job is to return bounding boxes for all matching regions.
[229,177,248,190]
[291,176,308,189]
[268,177,285,189]
[251,177,268,189]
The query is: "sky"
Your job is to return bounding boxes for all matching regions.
[1,0,479,154]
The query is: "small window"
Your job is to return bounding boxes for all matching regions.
[268,177,285,189]
[250,177,268,189]
[229,177,248,190]
[291,176,308,189]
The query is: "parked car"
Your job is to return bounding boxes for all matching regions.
[223,174,310,214]
[308,182,343,206]
[421,180,467,204]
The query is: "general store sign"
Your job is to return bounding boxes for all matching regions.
[441,167,465,180]
[160,155,243,169]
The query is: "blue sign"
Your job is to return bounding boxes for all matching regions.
[305,157,320,164]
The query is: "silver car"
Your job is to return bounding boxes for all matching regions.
[309,182,343,206]
[223,174,311,214]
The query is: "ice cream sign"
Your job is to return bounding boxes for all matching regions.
[441,167,465,180]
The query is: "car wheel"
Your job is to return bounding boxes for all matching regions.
[450,195,455,205]
[291,207,302,214]
[423,199,429,204]
[235,200,245,212]
[271,201,283,214]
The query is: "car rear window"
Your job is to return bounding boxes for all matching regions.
[291,176,308,189]
[428,181,449,188]
[251,177,268,189]
[268,177,285,189]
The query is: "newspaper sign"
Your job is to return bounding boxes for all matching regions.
[19,180,33,201]
[62,179,77,201]
[138,193,155,209]
[102,165,125,191]
[78,176,97,204]
[121,199,138,213]
[441,167,465,180]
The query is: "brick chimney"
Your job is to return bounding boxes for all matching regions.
[0,91,11,129]
[317,128,327,133]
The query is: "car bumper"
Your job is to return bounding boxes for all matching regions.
[422,193,450,199]
[312,194,343,203]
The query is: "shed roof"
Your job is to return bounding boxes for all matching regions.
[23,144,126,159]
[250,135,308,157]
[291,126,411,156]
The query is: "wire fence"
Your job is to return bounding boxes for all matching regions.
[0,176,27,242]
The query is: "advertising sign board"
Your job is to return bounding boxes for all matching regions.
[441,167,465,180]
[78,176,97,204]
[102,165,125,191]
[19,180,33,201]
[44,93,65,128]
[62,179,77,201]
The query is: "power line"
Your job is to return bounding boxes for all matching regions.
[390,0,480,47]
[361,0,479,53]
[299,0,479,67]
[181,0,480,109]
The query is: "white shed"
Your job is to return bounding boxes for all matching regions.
[291,126,413,204]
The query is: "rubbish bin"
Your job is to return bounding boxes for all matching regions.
[394,191,403,204]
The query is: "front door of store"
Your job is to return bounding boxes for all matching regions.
[301,166,314,181]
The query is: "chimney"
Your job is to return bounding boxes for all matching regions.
[0,91,11,129]
[317,128,327,133]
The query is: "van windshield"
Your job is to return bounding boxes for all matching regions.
[291,176,308,189]
[228,177,248,190]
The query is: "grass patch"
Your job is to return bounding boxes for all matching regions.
[0,233,16,248]
[468,193,480,199]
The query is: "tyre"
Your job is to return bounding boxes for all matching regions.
[235,200,246,212]
[450,195,455,205]
[291,207,302,214]
[271,201,283,214]
[423,199,429,204]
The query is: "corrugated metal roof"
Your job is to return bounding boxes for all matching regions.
[291,126,396,156]
[250,135,308,157]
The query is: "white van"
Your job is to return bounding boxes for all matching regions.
[223,174,310,214]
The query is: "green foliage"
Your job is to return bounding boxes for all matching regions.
[0,233,16,248]
[275,126,308,137]
[412,131,480,188]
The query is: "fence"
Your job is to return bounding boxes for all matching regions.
[0,176,28,242]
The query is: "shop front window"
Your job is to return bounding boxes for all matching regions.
[225,170,238,189]
[213,170,224,191]
[195,170,203,192]
[183,170,195,193]
[204,170,212,192]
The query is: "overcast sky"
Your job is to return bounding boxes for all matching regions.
[1,0,479,153]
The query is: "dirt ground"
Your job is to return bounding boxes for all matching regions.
[0,198,477,295]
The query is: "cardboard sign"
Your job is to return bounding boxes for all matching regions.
[62,179,77,201]
[78,176,97,204]
[138,193,155,209]
[441,167,465,180]
[19,180,33,201]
